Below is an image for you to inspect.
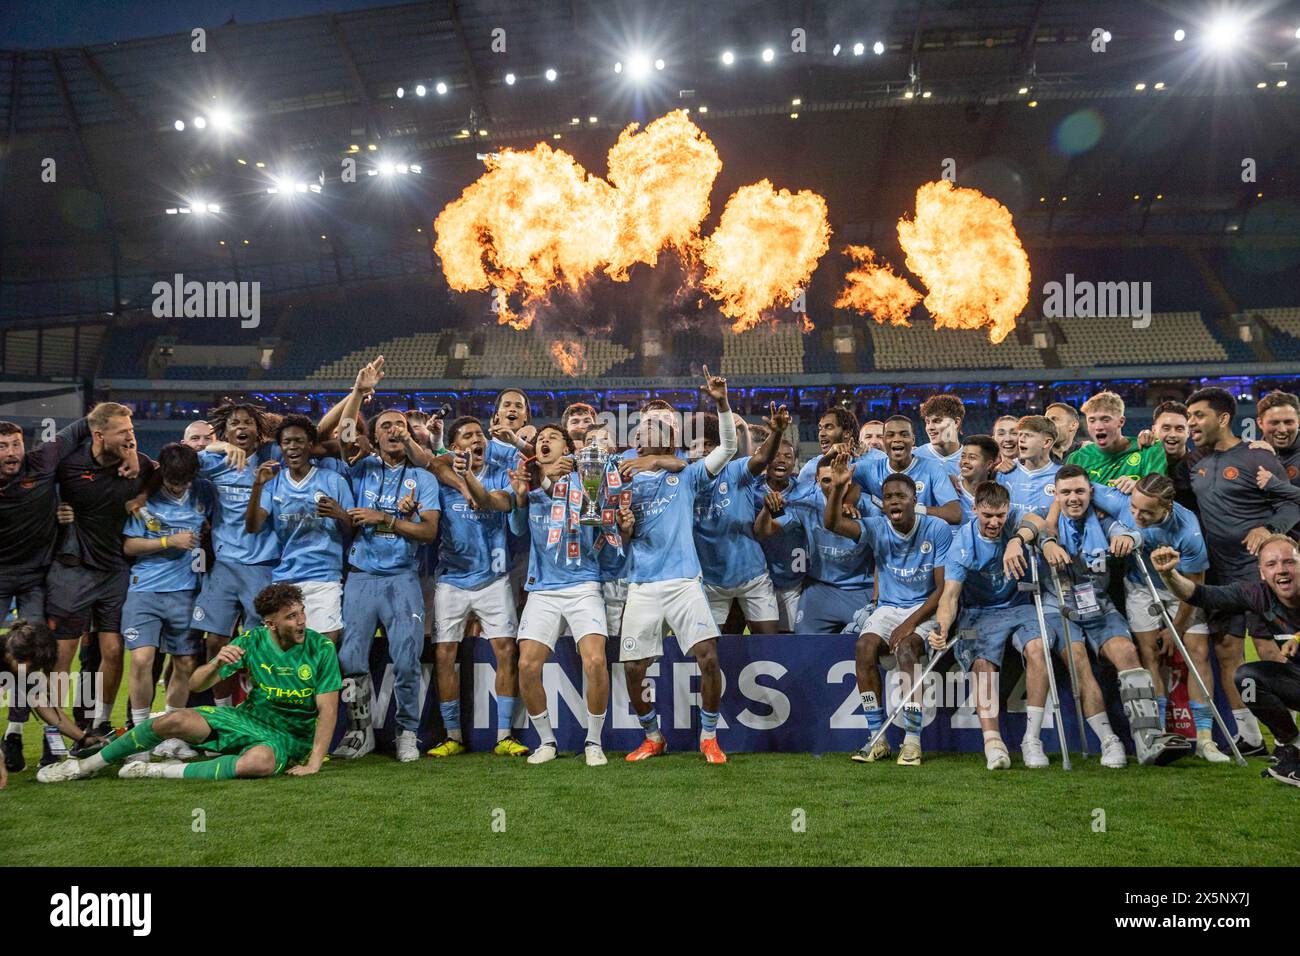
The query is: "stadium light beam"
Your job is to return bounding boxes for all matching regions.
[193,116,207,129]
[761,47,775,63]
[721,50,735,66]
[505,72,516,85]
[173,119,185,131]
[436,81,448,95]
[396,86,405,98]
[873,41,885,55]
[415,84,426,96]
[545,68,557,81]
[1204,15,1244,53]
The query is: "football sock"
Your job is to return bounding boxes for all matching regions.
[182,754,240,780]
[1086,712,1114,742]
[94,702,112,724]
[95,720,163,767]
[439,700,462,743]
[1190,701,1213,734]
[638,708,663,741]
[5,721,23,735]
[1233,708,1262,745]
[497,696,518,741]
[215,696,233,708]
[1025,705,1045,741]
[700,709,720,741]
[529,710,556,747]
[861,692,885,737]
[131,707,151,730]
[982,730,1003,745]
[902,704,922,741]
[586,710,606,746]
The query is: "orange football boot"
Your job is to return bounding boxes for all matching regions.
[625,737,667,762]
[700,737,727,764]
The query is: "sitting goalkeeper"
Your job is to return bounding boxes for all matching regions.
[39,583,340,783]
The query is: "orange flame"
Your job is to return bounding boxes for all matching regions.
[836,180,1030,343]
[549,339,586,376]
[605,111,722,279]
[899,180,1030,344]
[433,110,721,329]
[699,180,831,332]
[833,245,922,326]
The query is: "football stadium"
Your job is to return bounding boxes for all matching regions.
[1,0,1299,893]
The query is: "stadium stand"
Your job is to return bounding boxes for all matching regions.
[1053,312,1225,367]
[460,328,633,379]
[868,320,1045,371]
[721,325,805,377]
[311,332,449,381]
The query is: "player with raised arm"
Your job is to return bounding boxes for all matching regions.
[823,458,951,765]
[851,416,962,525]
[1151,537,1298,783]
[1185,386,1300,756]
[38,584,340,783]
[119,443,216,762]
[1009,465,1185,767]
[1088,474,1225,761]
[427,416,527,757]
[998,415,1060,517]
[754,455,878,634]
[189,403,282,708]
[914,394,965,480]
[508,425,631,766]
[620,368,737,764]
[329,405,440,763]
[795,406,859,487]
[692,403,789,634]
[754,439,805,631]
[244,415,355,644]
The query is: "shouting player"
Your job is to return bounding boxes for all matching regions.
[620,368,737,764]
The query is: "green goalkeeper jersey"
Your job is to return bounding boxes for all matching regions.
[219,626,343,743]
[1067,439,1166,487]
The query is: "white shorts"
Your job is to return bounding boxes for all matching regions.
[775,584,802,632]
[518,583,608,650]
[619,577,716,661]
[293,580,343,634]
[862,601,938,646]
[602,578,628,638]
[704,572,779,627]
[1124,578,1209,636]
[435,576,518,643]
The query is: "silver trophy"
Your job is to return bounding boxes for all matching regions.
[576,445,610,526]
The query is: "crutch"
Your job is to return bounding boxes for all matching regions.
[1048,564,1092,758]
[862,645,951,756]
[1021,545,1072,769]
[1134,550,1247,766]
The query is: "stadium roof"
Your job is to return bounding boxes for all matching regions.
[1,0,1297,298]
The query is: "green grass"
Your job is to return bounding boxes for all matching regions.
[3,647,1295,867]
[2,743,1293,866]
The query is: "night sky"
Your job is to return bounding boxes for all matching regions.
[0,0,424,48]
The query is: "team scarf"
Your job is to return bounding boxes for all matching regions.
[545,458,629,566]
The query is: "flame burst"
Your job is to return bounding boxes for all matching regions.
[434,110,721,329]
[836,180,1030,343]
[550,339,586,376]
[834,245,922,327]
[606,111,721,279]
[699,180,831,332]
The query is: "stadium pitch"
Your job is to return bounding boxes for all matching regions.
[2,736,1289,868]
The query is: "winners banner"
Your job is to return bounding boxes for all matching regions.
[349,634,1238,755]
